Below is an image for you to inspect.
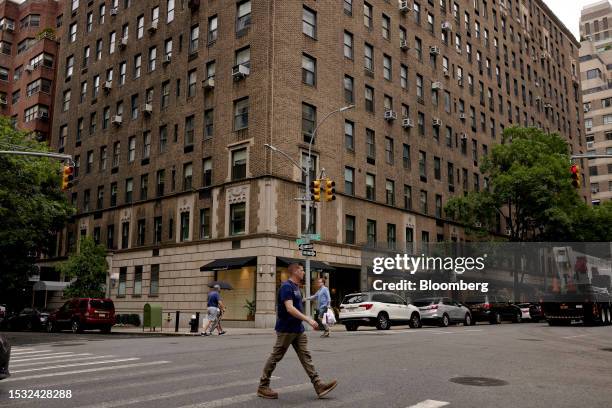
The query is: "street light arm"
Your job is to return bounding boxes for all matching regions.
[307,105,355,159]
[264,144,306,174]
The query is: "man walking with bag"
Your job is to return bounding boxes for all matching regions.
[257,263,337,399]
[307,278,331,337]
[201,285,225,336]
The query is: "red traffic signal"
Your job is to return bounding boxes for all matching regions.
[570,164,581,189]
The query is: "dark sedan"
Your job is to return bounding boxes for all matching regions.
[3,308,49,331]
[0,334,10,380]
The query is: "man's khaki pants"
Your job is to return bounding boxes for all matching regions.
[260,332,320,388]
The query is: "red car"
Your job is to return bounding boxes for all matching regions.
[48,298,115,334]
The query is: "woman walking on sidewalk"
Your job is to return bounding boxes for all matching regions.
[257,263,337,399]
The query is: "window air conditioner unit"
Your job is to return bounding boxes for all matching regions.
[457,77,464,86]
[400,39,410,50]
[232,64,250,80]
[38,111,49,120]
[443,69,451,78]
[431,81,442,90]
[119,37,128,49]
[163,54,171,64]
[202,77,215,89]
[460,133,468,140]
[432,118,442,127]
[441,22,452,31]
[4,22,14,31]
[544,103,552,109]
[455,45,462,54]
[148,21,158,33]
[25,65,34,72]
[142,103,153,114]
[587,141,594,149]
[399,1,410,13]
[103,81,112,91]
[111,115,122,125]
[110,7,118,16]
[583,106,590,113]
[430,46,440,55]
[459,113,466,120]
[402,118,414,128]
[0,98,7,106]
[384,110,397,121]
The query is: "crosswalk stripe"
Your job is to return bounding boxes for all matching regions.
[176,383,312,408]
[74,378,283,408]
[11,352,86,362]
[291,390,384,408]
[11,357,140,373]
[406,400,450,408]
[1,361,170,383]
[11,350,53,356]
[11,355,117,368]
[10,348,35,352]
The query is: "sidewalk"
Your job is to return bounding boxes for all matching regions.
[111,325,273,336]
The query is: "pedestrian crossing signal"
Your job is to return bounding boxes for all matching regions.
[310,179,321,202]
[61,164,74,191]
[570,164,581,189]
[324,178,336,202]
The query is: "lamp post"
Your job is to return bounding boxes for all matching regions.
[266,104,354,320]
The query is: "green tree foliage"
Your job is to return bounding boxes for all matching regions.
[445,127,598,242]
[59,237,107,299]
[0,118,73,307]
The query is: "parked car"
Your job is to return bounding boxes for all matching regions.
[0,333,10,380]
[465,295,523,324]
[0,305,6,327]
[517,303,545,322]
[338,291,421,331]
[3,308,49,331]
[413,297,472,327]
[48,298,115,334]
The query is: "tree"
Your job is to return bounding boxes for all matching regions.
[0,117,73,308]
[444,126,588,242]
[59,237,107,299]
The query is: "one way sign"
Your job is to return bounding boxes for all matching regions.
[301,249,316,257]
[299,243,314,250]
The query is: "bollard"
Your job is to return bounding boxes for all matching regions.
[175,311,180,332]
[189,314,198,333]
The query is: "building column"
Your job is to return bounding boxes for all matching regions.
[255,253,277,328]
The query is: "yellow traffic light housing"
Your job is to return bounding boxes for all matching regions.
[61,164,74,191]
[570,164,581,189]
[324,178,336,202]
[310,179,321,202]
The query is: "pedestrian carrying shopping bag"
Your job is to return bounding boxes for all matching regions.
[323,309,336,326]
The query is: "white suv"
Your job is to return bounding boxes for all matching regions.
[339,291,422,331]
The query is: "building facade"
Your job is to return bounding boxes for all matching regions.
[580,0,612,204]
[0,0,62,141]
[49,0,586,327]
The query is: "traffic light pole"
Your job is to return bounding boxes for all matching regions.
[0,150,73,163]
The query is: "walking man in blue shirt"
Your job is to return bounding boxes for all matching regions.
[257,263,337,399]
[307,278,331,337]
[201,285,225,336]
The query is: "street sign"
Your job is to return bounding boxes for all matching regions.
[299,244,314,250]
[304,233,321,241]
[301,249,317,257]
[296,238,310,245]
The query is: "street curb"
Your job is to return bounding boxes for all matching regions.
[109,329,273,337]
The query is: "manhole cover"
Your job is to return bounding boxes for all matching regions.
[52,343,85,347]
[450,377,508,387]
[518,338,543,342]
[600,348,612,352]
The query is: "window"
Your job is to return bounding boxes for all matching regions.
[69,22,77,42]
[232,148,247,180]
[230,203,246,235]
[184,115,195,146]
[236,0,252,32]
[136,219,145,247]
[204,109,214,139]
[189,25,199,53]
[366,173,375,200]
[202,158,212,187]
[303,7,316,38]
[131,94,138,119]
[365,86,374,112]
[344,0,353,16]
[96,39,102,60]
[420,190,428,214]
[386,180,395,205]
[344,31,353,59]
[403,144,411,169]
[187,69,197,97]
[234,98,249,130]
[416,74,423,98]
[302,103,316,143]
[134,54,141,78]
[383,55,392,80]
[382,14,390,39]
[344,120,354,150]
[385,137,394,164]
[404,185,412,209]
[148,46,156,71]
[183,163,193,191]
[125,178,133,203]
[364,2,372,29]
[164,38,172,59]
[387,224,396,249]
[159,125,168,153]
[419,151,426,179]
[161,81,169,108]
[99,4,105,24]
[367,219,377,244]
[119,61,126,85]
[140,174,148,200]
[66,55,74,78]
[364,43,374,71]
[345,215,355,244]
[156,169,165,196]
[137,15,144,38]
[302,54,316,86]
[400,65,408,89]
[110,182,117,206]
[128,136,136,162]
[118,267,126,296]
[208,15,218,43]
[199,208,211,239]
[345,166,354,195]
[344,75,354,103]
[167,0,175,22]
[366,128,375,161]
[143,131,151,159]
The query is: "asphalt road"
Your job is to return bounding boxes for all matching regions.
[1,322,611,408]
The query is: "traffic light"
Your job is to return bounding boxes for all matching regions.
[570,164,581,189]
[324,178,336,202]
[61,164,74,191]
[310,179,321,202]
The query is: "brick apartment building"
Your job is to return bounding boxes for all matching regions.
[580,0,612,205]
[48,0,587,327]
[0,0,62,141]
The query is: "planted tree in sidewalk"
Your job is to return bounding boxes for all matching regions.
[444,126,586,242]
[60,237,107,299]
[0,117,73,308]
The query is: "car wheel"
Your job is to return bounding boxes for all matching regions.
[440,314,450,327]
[345,323,358,331]
[71,320,82,334]
[464,314,472,326]
[408,312,421,329]
[47,321,56,333]
[514,312,522,324]
[376,313,390,330]
[490,313,501,324]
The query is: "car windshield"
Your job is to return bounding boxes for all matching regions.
[412,299,436,307]
[343,294,369,304]
[517,303,531,308]
[90,300,113,310]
